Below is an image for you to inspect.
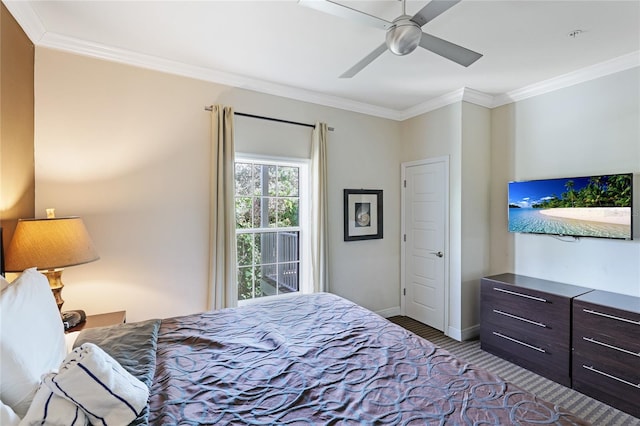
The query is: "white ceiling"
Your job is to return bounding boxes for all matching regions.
[5,0,640,120]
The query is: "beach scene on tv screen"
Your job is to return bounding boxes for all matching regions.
[508,174,632,239]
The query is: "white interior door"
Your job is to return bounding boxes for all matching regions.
[401,158,448,332]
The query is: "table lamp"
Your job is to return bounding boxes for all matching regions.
[4,210,99,311]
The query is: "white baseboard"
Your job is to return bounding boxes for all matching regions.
[447,324,480,342]
[376,306,401,318]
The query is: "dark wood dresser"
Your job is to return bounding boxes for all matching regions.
[480,273,591,387]
[572,290,639,418]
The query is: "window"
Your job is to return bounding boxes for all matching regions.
[234,156,309,304]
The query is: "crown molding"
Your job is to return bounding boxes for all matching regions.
[2,0,45,44]
[461,88,494,108]
[398,53,640,117]
[4,0,638,122]
[492,51,640,108]
[38,33,402,121]
[398,88,465,121]
[397,87,494,120]
[38,29,640,121]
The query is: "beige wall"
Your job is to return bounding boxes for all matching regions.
[490,68,640,295]
[460,102,491,332]
[489,105,515,275]
[398,67,640,336]
[0,3,35,249]
[399,101,492,339]
[34,48,401,321]
[400,104,463,335]
[25,42,640,328]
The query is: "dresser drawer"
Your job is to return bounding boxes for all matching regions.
[482,325,571,385]
[573,343,640,387]
[480,274,590,388]
[481,285,568,384]
[573,300,640,353]
[482,284,570,332]
[572,352,640,418]
[572,290,640,418]
[483,313,568,355]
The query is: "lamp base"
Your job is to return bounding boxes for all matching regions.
[43,269,65,311]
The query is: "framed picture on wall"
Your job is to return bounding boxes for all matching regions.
[343,189,383,241]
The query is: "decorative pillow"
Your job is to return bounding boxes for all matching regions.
[73,319,161,426]
[0,400,20,426]
[43,343,149,426]
[73,319,161,389]
[0,268,66,418]
[19,384,88,426]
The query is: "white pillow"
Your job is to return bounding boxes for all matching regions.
[0,268,66,418]
[64,331,81,354]
[0,400,20,426]
[0,274,10,291]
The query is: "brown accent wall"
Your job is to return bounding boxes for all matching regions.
[0,3,35,252]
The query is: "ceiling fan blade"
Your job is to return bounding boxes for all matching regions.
[299,0,392,30]
[340,43,388,78]
[410,0,461,27]
[419,32,482,67]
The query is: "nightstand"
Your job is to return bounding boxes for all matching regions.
[66,310,126,333]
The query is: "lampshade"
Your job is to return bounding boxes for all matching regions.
[385,17,422,56]
[5,217,99,272]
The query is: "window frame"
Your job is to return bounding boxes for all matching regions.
[234,153,311,306]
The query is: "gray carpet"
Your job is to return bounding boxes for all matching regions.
[389,316,640,426]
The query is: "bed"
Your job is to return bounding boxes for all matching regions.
[1,269,588,425]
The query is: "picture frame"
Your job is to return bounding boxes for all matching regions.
[343,189,383,241]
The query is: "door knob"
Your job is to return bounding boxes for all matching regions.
[431,251,444,258]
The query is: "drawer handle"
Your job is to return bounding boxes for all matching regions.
[582,337,640,357]
[582,309,640,326]
[493,309,547,328]
[582,365,640,389]
[493,287,548,303]
[492,332,546,353]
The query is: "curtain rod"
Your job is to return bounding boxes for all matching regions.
[204,107,334,131]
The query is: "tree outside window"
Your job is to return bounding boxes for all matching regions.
[235,161,301,301]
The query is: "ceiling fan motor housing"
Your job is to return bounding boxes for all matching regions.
[299,0,482,77]
[386,16,422,55]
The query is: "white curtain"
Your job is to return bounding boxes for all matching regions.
[208,105,237,310]
[310,122,329,293]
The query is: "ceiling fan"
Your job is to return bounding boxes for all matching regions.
[299,0,482,78]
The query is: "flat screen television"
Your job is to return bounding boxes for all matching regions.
[508,173,633,240]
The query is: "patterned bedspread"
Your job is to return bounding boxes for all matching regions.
[148,293,588,425]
